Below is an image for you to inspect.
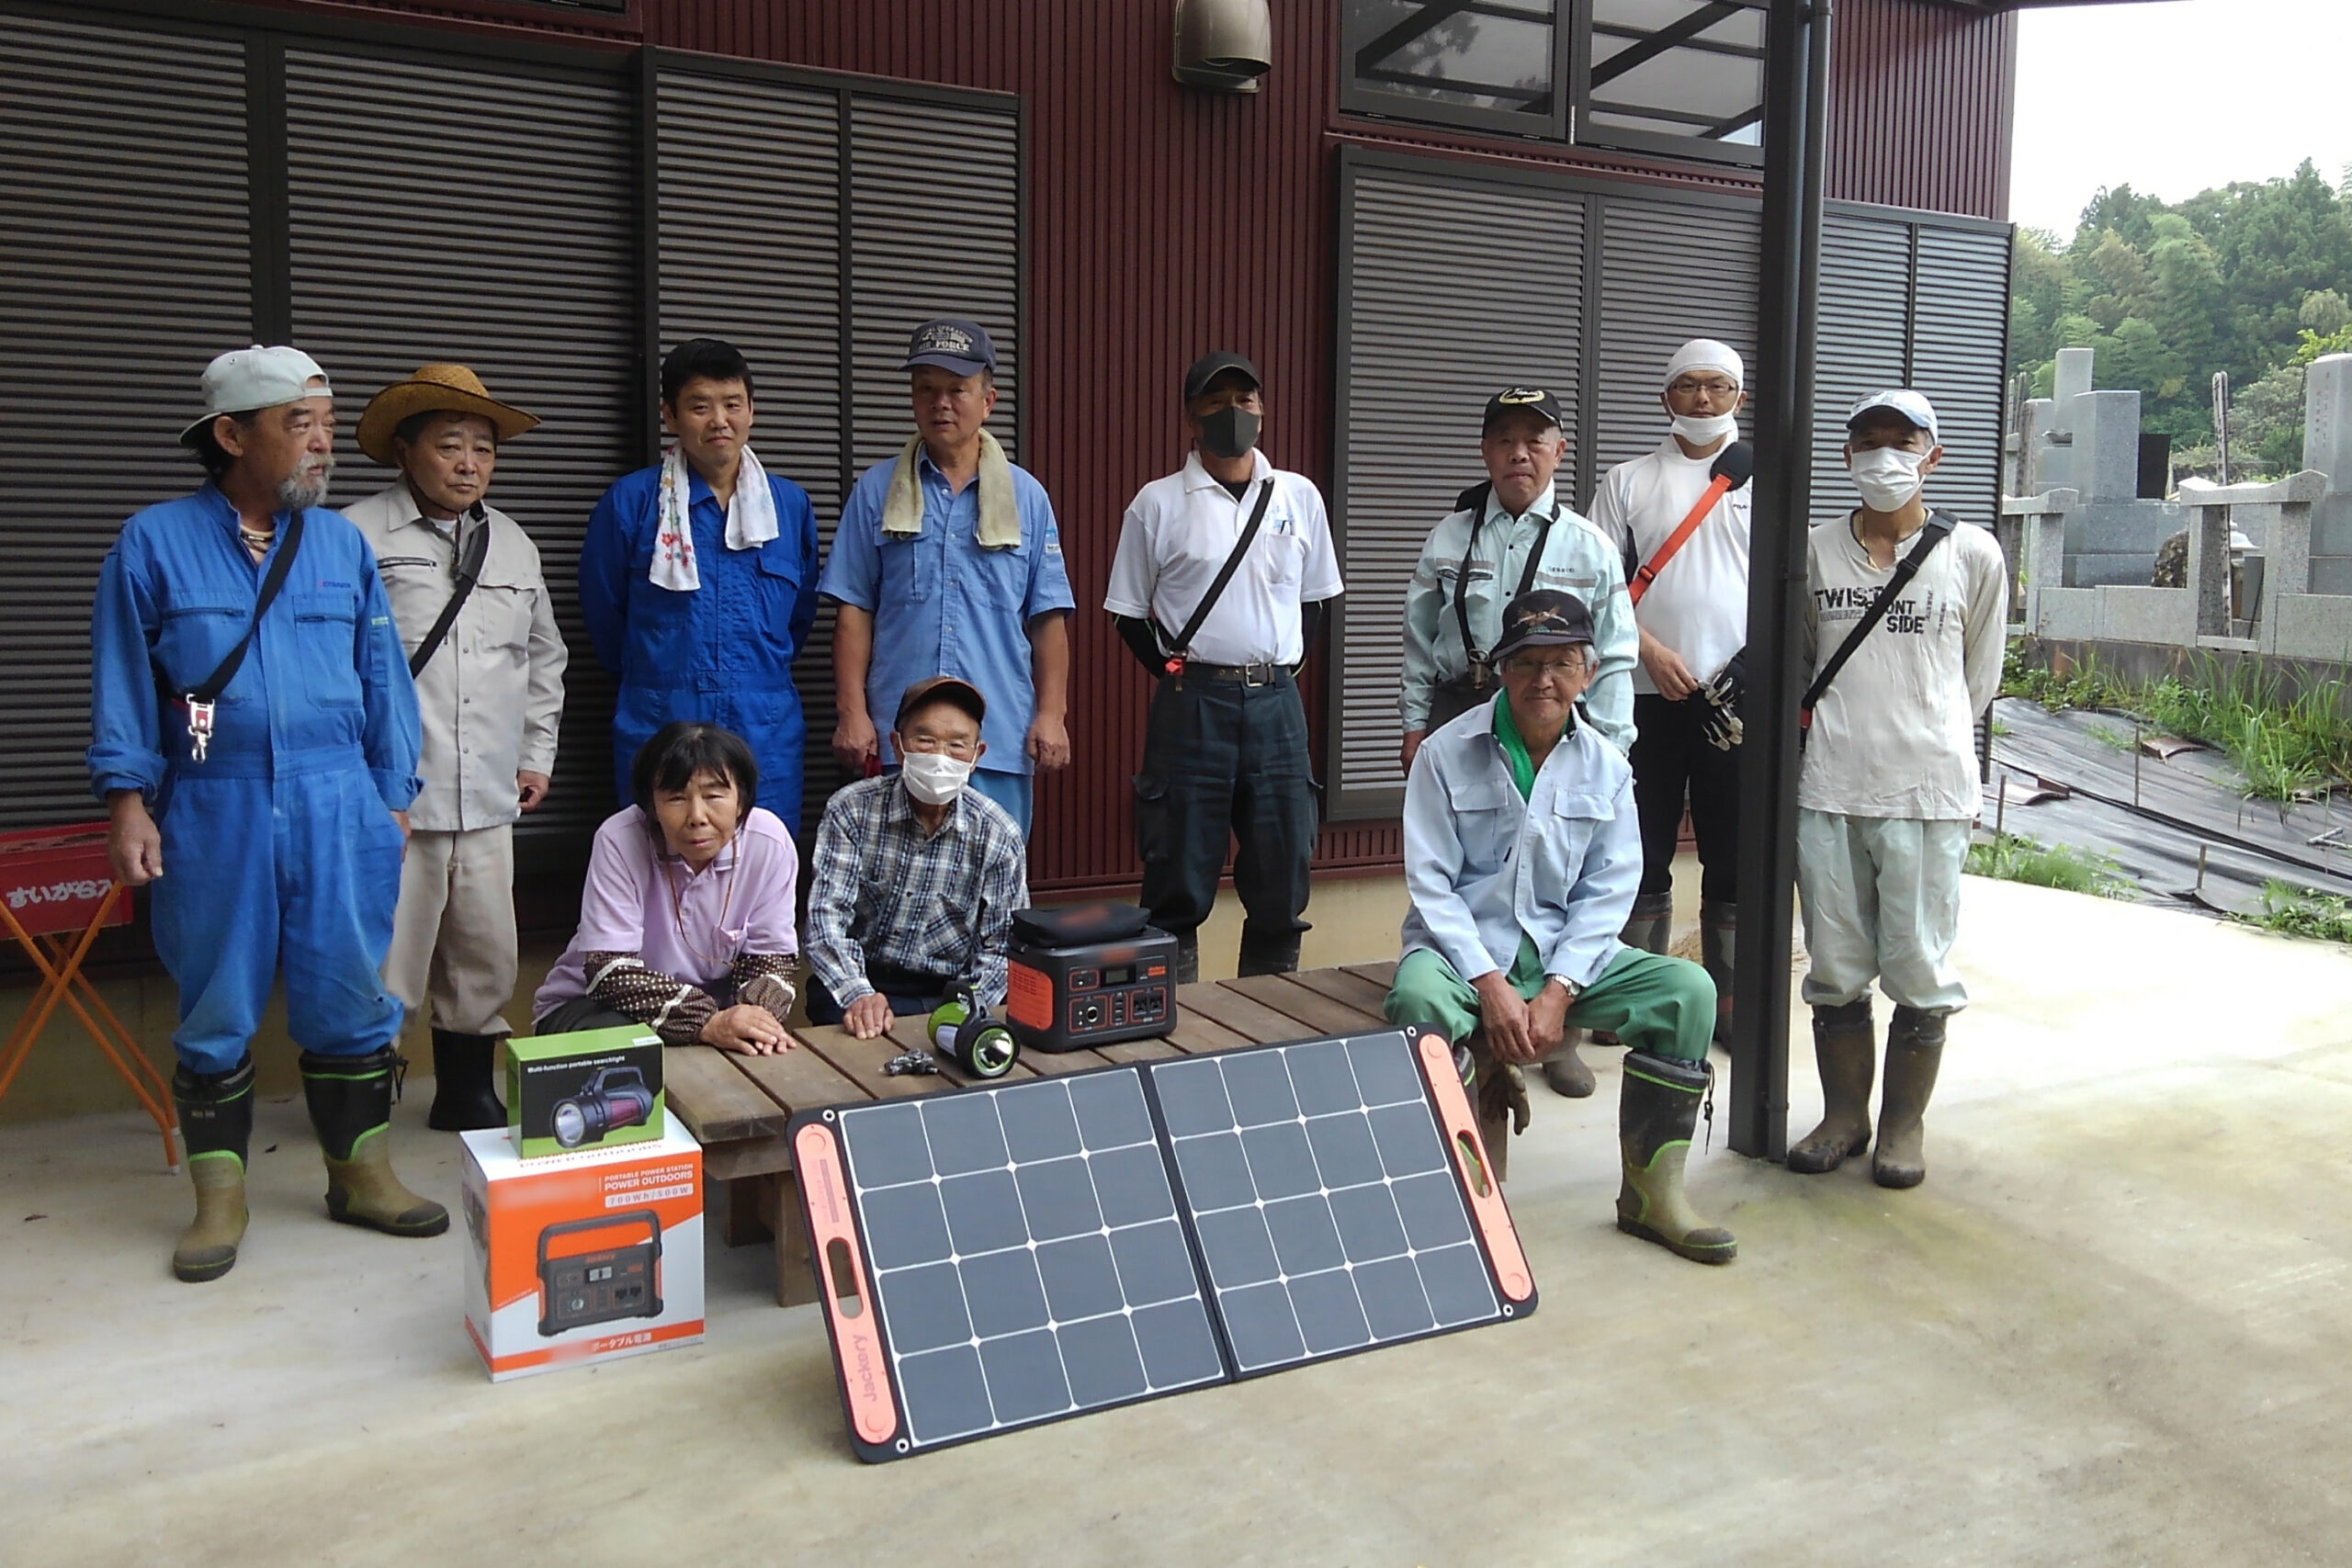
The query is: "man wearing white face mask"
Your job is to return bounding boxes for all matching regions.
[804,676,1029,1041]
[1789,390,2005,1191]
[1589,340,1754,1055]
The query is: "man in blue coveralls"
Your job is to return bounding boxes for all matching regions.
[580,339,823,830]
[91,345,447,1284]
[819,318,1074,834]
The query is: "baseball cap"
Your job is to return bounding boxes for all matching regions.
[1482,385,1564,433]
[179,345,331,446]
[1490,589,1597,664]
[1182,351,1261,405]
[895,674,988,732]
[1846,389,1939,445]
[902,318,998,378]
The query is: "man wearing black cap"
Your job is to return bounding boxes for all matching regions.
[1104,352,1343,981]
[820,317,1075,834]
[1399,385,1639,1097]
[1385,590,1733,1264]
[803,674,1030,1041]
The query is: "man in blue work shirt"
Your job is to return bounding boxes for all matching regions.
[819,318,1074,834]
[1385,591,1733,1265]
[581,338,823,831]
[91,344,447,1284]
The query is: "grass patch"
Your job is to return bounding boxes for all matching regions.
[1964,833,2137,899]
[2230,880,2352,944]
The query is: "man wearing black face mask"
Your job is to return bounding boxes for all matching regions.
[1104,353,1343,981]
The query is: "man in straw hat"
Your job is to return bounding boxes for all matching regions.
[90,345,444,1282]
[344,365,568,1131]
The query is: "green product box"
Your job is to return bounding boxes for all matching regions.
[508,1027,665,1158]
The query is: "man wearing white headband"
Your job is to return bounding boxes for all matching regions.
[1587,338,1753,1062]
[1788,389,2004,1191]
[89,345,444,1282]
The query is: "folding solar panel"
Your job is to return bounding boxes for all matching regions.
[791,1024,1536,1461]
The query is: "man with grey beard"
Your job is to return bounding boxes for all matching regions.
[90,345,443,1284]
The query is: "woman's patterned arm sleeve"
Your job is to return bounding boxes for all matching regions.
[582,951,718,1047]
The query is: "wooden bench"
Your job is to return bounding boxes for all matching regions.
[664,963,1406,1306]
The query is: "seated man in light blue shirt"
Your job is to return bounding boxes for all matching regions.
[1385,590,1735,1266]
[819,317,1076,833]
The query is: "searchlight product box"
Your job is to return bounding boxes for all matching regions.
[508,1026,664,1157]
[459,1121,704,1382]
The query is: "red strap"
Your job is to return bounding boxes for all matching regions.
[1627,474,1732,607]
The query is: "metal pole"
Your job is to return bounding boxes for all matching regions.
[1730,0,1831,1160]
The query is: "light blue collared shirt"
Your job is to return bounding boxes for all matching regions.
[818,446,1076,775]
[1398,698,1639,989]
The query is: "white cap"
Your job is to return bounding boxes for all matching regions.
[179,345,332,446]
[1664,338,1744,390]
[1846,389,1939,445]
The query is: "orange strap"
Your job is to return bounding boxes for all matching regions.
[1627,474,1732,606]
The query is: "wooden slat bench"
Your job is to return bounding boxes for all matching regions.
[664,964,1404,1307]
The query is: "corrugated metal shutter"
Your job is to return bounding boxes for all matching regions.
[1810,212,1913,527]
[0,13,252,828]
[1331,161,1588,820]
[281,46,638,861]
[1590,195,1760,479]
[651,64,846,835]
[647,67,1022,832]
[1909,223,2011,528]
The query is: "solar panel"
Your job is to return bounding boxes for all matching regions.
[792,1025,1536,1461]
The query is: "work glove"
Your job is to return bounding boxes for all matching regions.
[1698,649,1747,751]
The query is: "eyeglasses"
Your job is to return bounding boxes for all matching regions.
[1668,378,1739,399]
[1500,655,1585,681]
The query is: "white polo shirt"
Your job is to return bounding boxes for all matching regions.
[1588,436,1751,694]
[1103,450,1343,667]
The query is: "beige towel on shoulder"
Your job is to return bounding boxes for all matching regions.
[880,430,1020,548]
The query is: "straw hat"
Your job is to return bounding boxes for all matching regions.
[356,364,539,464]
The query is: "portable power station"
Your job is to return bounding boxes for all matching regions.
[537,1209,663,1337]
[1003,903,1179,1053]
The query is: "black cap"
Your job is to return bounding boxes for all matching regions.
[1482,386,1564,433]
[1490,589,1596,664]
[1182,351,1261,405]
[902,318,997,377]
[894,674,988,732]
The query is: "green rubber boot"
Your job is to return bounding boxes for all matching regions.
[300,1047,449,1237]
[1788,998,1876,1174]
[1615,1050,1736,1265]
[1872,1006,1947,1190]
[171,1056,254,1283]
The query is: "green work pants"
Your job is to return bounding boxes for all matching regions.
[1385,941,1715,1065]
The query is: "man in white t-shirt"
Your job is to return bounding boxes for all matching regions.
[1589,340,1752,1046]
[1788,389,2005,1190]
[1105,352,1344,981]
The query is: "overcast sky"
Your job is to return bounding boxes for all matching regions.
[2009,0,2352,238]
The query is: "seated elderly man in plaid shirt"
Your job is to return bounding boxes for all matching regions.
[805,675,1030,1039]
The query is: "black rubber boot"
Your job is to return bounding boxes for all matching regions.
[300,1046,449,1237]
[1614,1050,1736,1264]
[1699,899,1737,1045]
[426,1030,506,1132]
[1620,892,1674,956]
[1872,1006,1947,1190]
[1788,998,1876,1174]
[1236,926,1301,977]
[1172,929,1200,987]
[1541,1032,1595,1098]
[171,1055,254,1283]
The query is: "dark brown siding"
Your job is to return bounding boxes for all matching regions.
[1826,0,2018,220]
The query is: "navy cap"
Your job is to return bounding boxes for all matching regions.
[903,318,997,378]
[1491,589,1597,664]
[1482,385,1564,433]
[1183,351,1261,405]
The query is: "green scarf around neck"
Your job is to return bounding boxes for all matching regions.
[1491,692,1574,800]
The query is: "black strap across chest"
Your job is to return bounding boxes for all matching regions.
[407,504,492,677]
[1450,481,1558,665]
[1801,510,1960,719]
[1154,478,1276,665]
[183,508,307,704]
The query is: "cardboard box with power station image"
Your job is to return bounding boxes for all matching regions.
[509,1026,664,1157]
[459,1122,705,1382]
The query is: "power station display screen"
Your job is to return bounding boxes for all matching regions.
[1098,964,1135,987]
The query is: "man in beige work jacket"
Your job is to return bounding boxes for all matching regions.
[345,365,567,1129]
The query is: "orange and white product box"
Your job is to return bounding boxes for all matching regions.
[458,1121,705,1382]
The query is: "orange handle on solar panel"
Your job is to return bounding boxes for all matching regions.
[1417,1032,1533,1304]
[796,1122,900,1446]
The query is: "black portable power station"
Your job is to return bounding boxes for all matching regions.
[537,1209,663,1337]
[1003,903,1179,1053]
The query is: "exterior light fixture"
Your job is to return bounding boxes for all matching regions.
[1172,0,1272,93]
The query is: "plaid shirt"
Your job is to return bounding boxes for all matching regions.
[806,774,1029,1007]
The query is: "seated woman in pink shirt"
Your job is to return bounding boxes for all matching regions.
[533,723,800,1054]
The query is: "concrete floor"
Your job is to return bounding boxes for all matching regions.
[5,874,2350,1565]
